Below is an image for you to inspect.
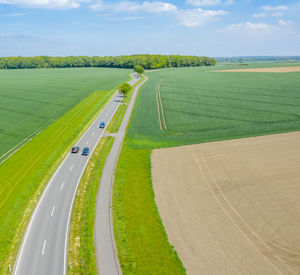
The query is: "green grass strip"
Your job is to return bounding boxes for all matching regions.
[68,136,114,275]
[113,142,186,274]
[0,89,115,273]
[105,105,128,133]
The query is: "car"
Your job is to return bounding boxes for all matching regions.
[99,121,105,128]
[71,146,79,153]
[82,147,89,156]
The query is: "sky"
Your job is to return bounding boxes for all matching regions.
[0,0,300,57]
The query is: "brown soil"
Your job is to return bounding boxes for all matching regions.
[216,66,300,73]
[152,131,300,275]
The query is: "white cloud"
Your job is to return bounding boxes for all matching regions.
[91,1,177,13]
[176,8,228,27]
[224,21,276,33]
[271,11,283,17]
[261,5,288,11]
[186,0,234,6]
[278,19,291,26]
[186,0,221,6]
[252,13,266,18]
[0,0,90,8]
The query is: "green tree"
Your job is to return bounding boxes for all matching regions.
[134,65,144,74]
[119,82,131,97]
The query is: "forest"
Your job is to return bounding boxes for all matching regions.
[0,54,217,69]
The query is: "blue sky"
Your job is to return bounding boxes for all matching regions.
[0,0,300,57]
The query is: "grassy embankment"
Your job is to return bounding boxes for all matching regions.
[0,79,127,273]
[113,64,300,274]
[68,137,114,274]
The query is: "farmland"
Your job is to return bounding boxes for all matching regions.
[0,67,130,159]
[113,63,300,274]
[128,64,300,148]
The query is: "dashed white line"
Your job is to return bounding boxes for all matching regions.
[42,240,47,255]
[51,206,55,217]
[69,165,74,171]
[60,182,65,191]
[86,141,89,145]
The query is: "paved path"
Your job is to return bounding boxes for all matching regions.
[13,73,140,275]
[95,75,148,275]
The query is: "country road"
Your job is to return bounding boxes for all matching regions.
[14,73,141,275]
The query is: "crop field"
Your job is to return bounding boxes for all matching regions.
[152,131,300,274]
[0,67,130,160]
[128,64,300,148]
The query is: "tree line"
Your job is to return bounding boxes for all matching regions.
[0,55,217,70]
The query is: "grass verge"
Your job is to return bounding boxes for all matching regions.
[0,88,116,274]
[105,105,128,133]
[106,75,146,134]
[68,136,114,275]
[113,143,186,274]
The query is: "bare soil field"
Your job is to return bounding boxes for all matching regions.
[217,66,300,73]
[152,131,300,275]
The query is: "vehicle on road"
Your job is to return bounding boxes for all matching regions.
[71,146,79,153]
[99,121,105,128]
[82,147,89,156]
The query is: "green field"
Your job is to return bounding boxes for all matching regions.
[113,64,300,274]
[0,67,130,159]
[128,64,300,148]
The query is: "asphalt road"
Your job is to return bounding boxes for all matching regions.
[14,74,140,275]
[95,75,148,275]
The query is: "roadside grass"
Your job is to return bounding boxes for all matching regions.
[0,67,130,158]
[68,136,114,275]
[113,143,186,274]
[105,105,128,133]
[0,88,117,273]
[106,75,146,134]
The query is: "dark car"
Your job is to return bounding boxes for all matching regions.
[99,121,105,128]
[71,146,79,153]
[82,147,89,156]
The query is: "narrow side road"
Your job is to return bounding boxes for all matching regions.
[95,75,148,275]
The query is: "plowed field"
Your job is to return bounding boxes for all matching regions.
[152,131,300,274]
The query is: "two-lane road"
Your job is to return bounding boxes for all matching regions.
[14,74,140,275]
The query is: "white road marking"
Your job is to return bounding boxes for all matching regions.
[69,165,74,172]
[60,182,65,191]
[42,240,47,255]
[51,206,55,217]
[86,141,89,145]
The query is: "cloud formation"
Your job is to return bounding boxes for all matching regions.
[186,0,234,6]
[0,0,90,8]
[91,1,177,13]
[176,8,228,27]
[261,5,288,11]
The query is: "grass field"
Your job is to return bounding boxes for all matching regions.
[0,67,130,159]
[68,136,114,275]
[128,64,300,148]
[113,63,300,274]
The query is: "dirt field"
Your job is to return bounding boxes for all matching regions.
[216,66,300,73]
[152,131,300,274]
